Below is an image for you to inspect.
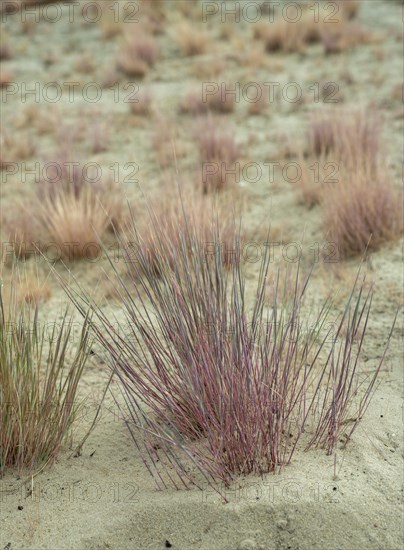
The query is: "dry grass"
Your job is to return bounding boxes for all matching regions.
[0,68,14,88]
[74,53,96,74]
[255,7,369,54]
[306,109,382,174]
[37,186,115,260]
[320,21,370,55]
[98,0,122,39]
[175,23,209,56]
[2,205,43,260]
[247,83,269,115]
[117,31,158,77]
[337,0,360,20]
[293,108,402,257]
[129,88,153,116]
[1,263,52,306]
[292,154,332,208]
[0,277,90,475]
[194,117,240,193]
[0,40,12,60]
[260,18,310,53]
[150,115,188,168]
[180,87,236,115]
[323,165,402,257]
[0,129,36,165]
[87,115,110,154]
[37,139,122,230]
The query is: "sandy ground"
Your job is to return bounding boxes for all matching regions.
[0,0,403,548]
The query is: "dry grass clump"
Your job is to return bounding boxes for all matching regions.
[336,0,360,20]
[129,88,153,116]
[0,129,36,165]
[117,32,158,77]
[320,21,370,55]
[16,270,52,305]
[175,23,209,56]
[194,117,240,193]
[293,155,334,208]
[66,201,395,494]
[2,206,43,260]
[32,142,123,259]
[97,0,122,39]
[180,87,236,115]
[0,68,14,88]
[37,186,112,260]
[306,109,382,173]
[38,140,121,219]
[74,54,96,75]
[255,7,368,54]
[323,166,402,257]
[139,0,166,34]
[0,262,51,306]
[294,109,402,255]
[180,89,210,116]
[0,40,12,60]
[0,279,91,475]
[87,115,110,154]
[260,18,311,53]
[247,83,269,115]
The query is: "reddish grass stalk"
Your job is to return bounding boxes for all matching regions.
[61,193,395,495]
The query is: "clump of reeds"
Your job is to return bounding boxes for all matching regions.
[0,277,91,475]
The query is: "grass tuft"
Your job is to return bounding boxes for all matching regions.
[0,277,91,475]
[63,195,395,495]
[194,117,240,193]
